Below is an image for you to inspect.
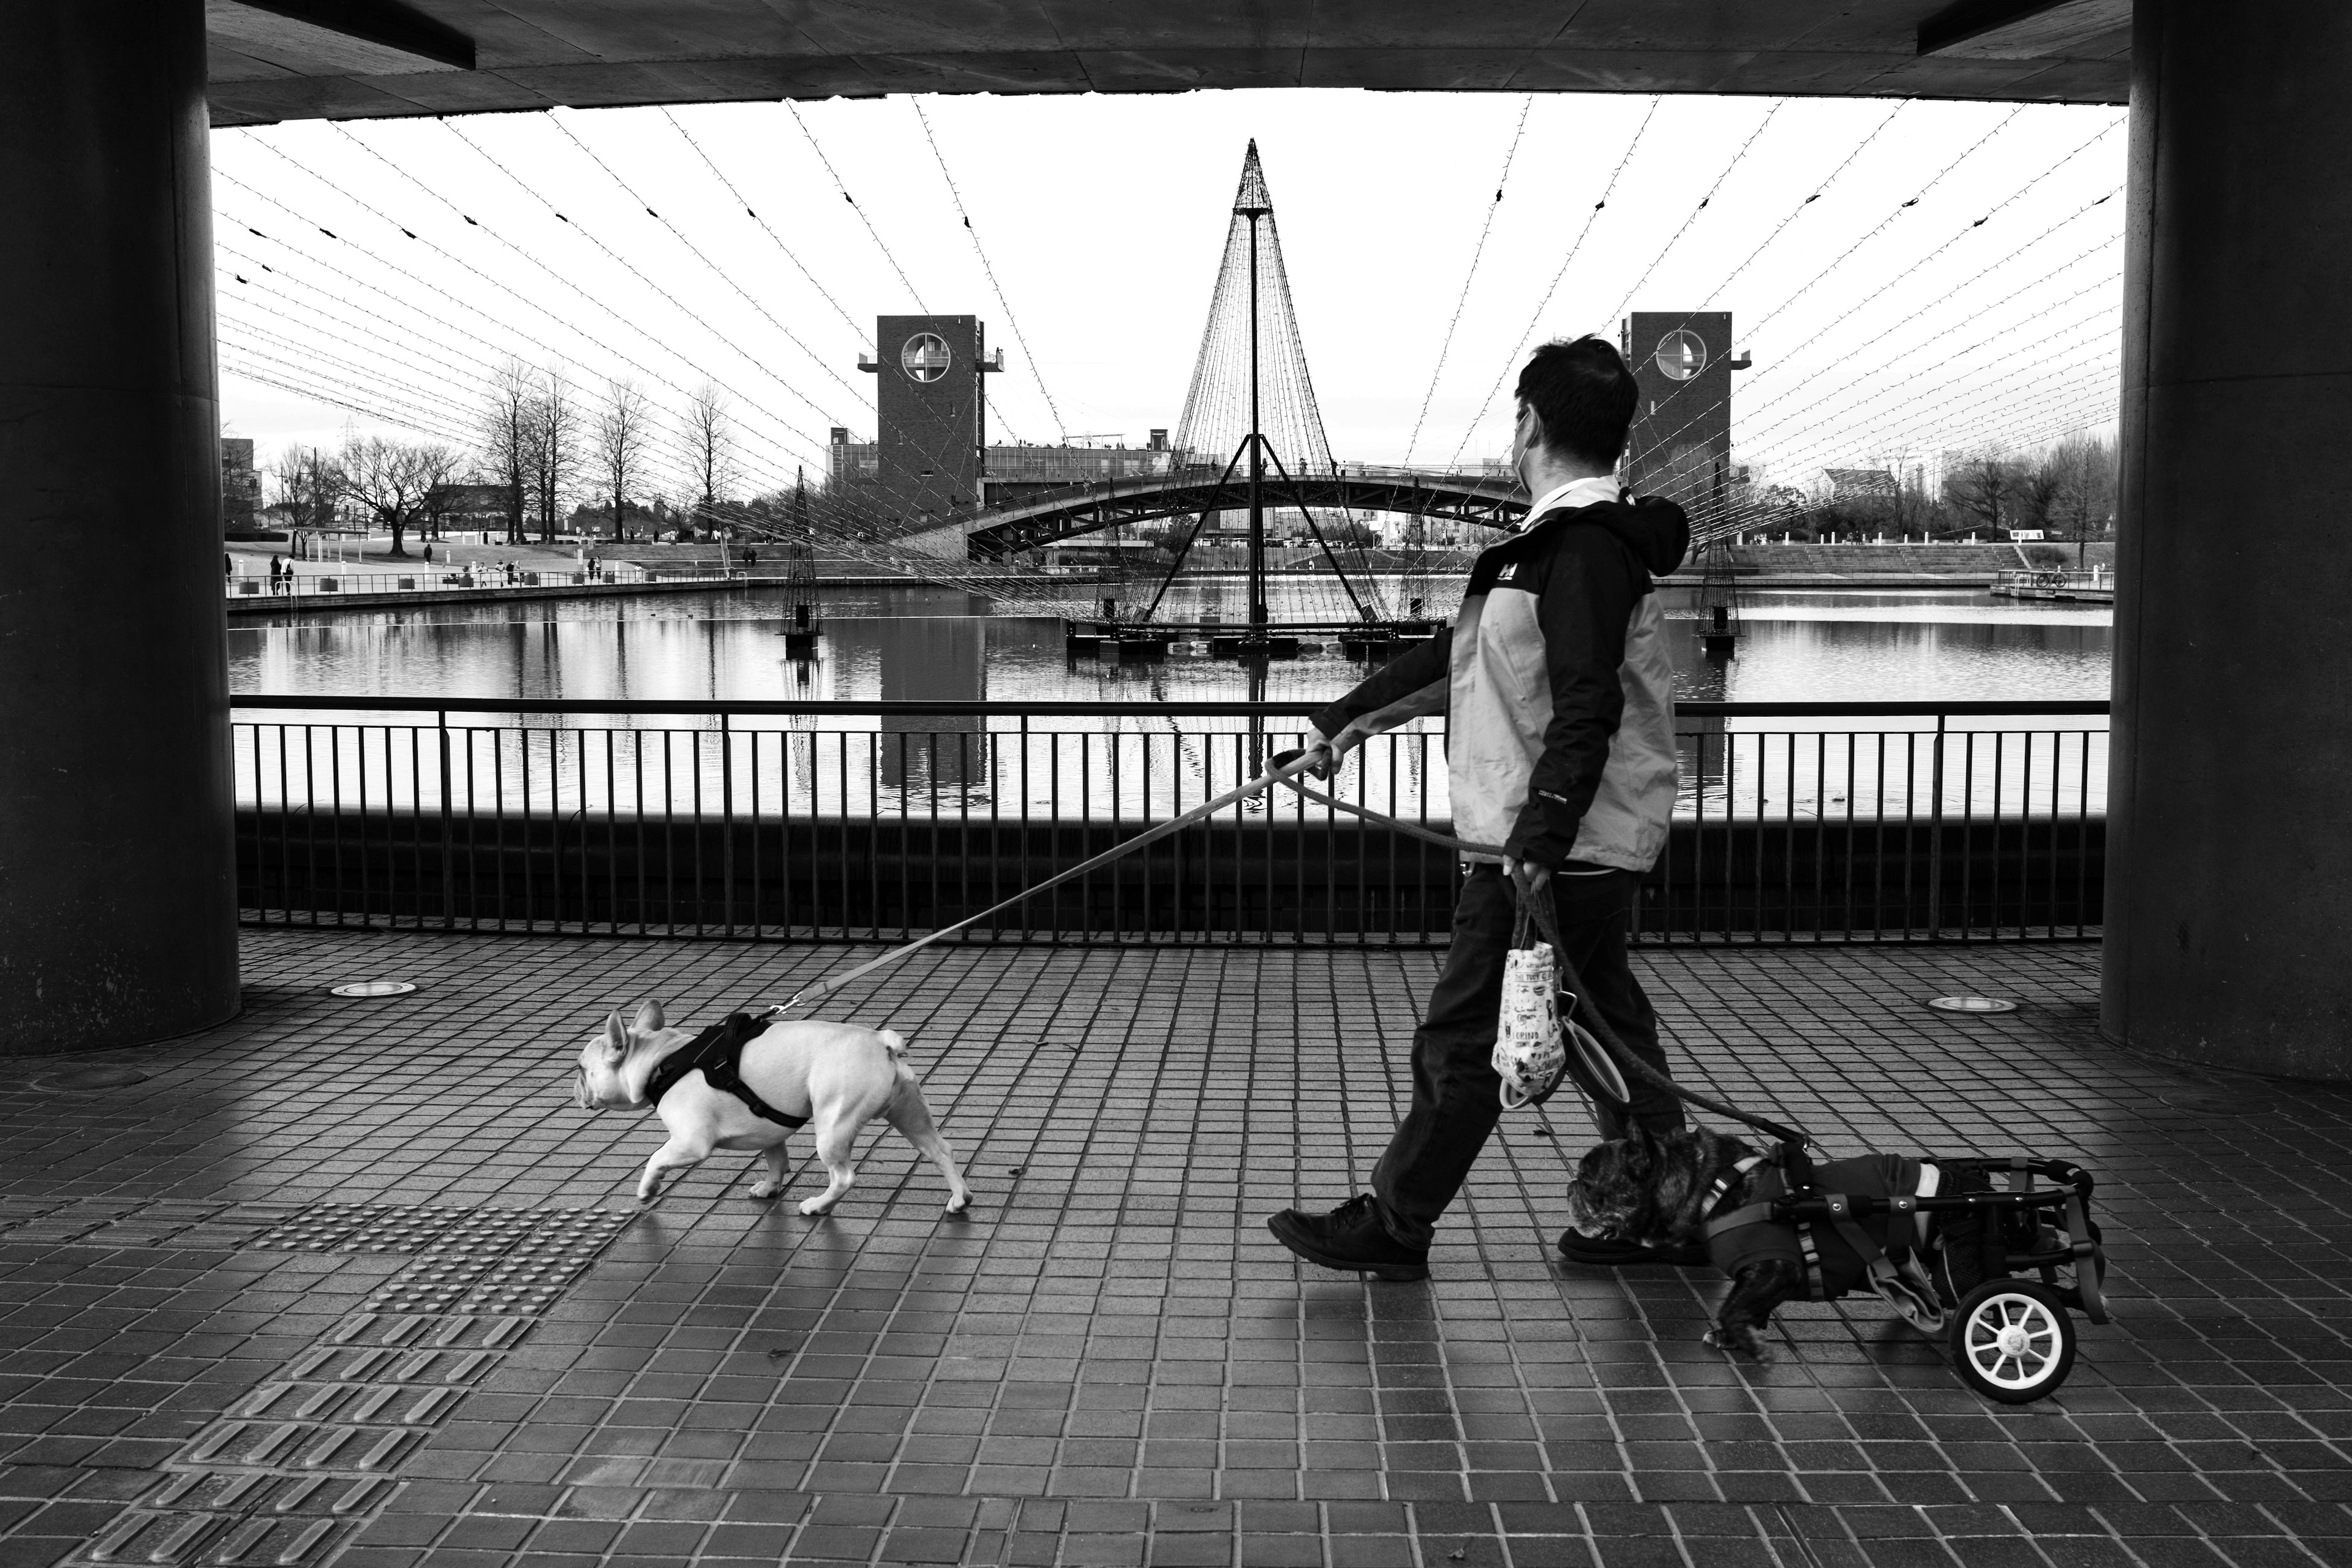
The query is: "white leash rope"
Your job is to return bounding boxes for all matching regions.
[763,750,1329,1019]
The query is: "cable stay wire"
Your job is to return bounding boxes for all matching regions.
[417,118,993,497]
[1720,104,2037,349]
[221,216,948,558]
[432,122,865,456]
[1738,325,2120,494]
[419,119,995,510]
[655,107,865,338]
[226,311,1066,598]
[1731,252,2122,453]
[786,102,929,312]
[1700,347,2124,528]
[216,243,506,390]
[910,99,1068,443]
[1730,295,2126,474]
[1722,327,2125,483]
[1692,380,2121,538]
[217,212,1000,577]
[1441,96,1661,475]
[1588,99,1789,338]
[1619,101,1913,433]
[1400,95,1532,467]
[1746,125,2122,364]
[1634,172,2125,469]
[216,163,854,494]
[536,115,879,414]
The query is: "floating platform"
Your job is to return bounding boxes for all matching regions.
[1065,616,1434,663]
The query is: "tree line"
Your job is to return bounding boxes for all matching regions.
[263,360,753,557]
[1739,432,2118,541]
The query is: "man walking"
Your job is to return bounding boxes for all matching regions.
[1267,336,1692,1281]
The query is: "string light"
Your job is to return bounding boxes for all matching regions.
[1401,96,1531,467]
[911,100,1068,444]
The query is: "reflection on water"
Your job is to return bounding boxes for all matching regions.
[232,582,2113,710]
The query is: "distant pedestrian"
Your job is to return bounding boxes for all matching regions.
[423,544,432,564]
[225,552,233,578]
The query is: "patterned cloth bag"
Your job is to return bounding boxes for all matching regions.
[1493,916,1569,1110]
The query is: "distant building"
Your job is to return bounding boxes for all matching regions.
[428,483,514,533]
[1824,468,1899,503]
[829,426,1185,510]
[221,438,260,531]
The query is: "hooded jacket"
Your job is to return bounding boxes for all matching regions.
[1311,491,1689,870]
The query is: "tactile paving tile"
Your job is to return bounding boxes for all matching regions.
[247,1200,630,1255]
[72,1314,535,1568]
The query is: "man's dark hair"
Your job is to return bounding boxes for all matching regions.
[1514,336,1638,469]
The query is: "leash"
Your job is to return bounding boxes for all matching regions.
[758,741,1811,1152]
[1278,771,1815,1150]
[761,749,1330,1021]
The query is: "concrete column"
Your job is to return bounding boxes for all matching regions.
[0,2,239,1054]
[2104,0,2352,1076]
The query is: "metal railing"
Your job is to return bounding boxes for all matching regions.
[230,697,2108,946]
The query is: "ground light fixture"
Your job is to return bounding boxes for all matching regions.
[330,981,418,998]
[1928,995,2018,1014]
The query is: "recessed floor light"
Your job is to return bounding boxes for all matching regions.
[32,1065,151,1092]
[331,981,417,998]
[1928,995,2016,1014]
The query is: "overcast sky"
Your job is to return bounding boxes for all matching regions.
[215,88,2126,498]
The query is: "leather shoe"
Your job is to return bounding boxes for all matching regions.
[1267,1193,1430,1281]
[1558,1231,1710,1267]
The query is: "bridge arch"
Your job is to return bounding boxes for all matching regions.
[900,470,1529,560]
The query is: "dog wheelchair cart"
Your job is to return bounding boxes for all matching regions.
[1767,1155,2109,1403]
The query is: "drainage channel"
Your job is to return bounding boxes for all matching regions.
[64,1200,638,1567]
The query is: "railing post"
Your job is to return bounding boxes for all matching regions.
[720,711,735,937]
[437,709,455,931]
[1926,711,1947,939]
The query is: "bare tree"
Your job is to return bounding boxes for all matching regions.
[526,364,583,544]
[1943,453,2019,535]
[339,435,462,557]
[596,378,654,542]
[680,381,739,536]
[2044,434,2117,537]
[481,358,534,546]
[266,444,341,532]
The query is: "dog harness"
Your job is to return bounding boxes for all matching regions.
[1703,1153,1945,1329]
[642,1012,809,1129]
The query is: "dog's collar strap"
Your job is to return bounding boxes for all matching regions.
[643,1012,810,1129]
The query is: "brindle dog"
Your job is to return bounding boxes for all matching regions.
[1562,1125,1800,1358]
[1565,1125,2000,1360]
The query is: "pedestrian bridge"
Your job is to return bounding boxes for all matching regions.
[902,468,1528,560]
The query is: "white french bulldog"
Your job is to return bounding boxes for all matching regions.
[574,1000,972,1215]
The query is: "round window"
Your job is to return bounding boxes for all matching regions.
[1654,330,1708,382]
[901,333,952,383]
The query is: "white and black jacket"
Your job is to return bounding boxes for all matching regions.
[1311,491,1688,872]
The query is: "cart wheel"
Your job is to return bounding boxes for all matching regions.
[1950,1280,2076,1404]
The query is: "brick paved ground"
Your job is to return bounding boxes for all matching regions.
[3,930,2348,1568]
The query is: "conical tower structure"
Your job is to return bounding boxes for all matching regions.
[1170,142,1336,478]
[1118,141,1384,652]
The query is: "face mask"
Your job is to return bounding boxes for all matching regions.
[1509,407,1536,494]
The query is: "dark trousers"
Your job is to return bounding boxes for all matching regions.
[1371,864,1684,1249]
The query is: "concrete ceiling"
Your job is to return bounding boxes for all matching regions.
[206,0,2132,128]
